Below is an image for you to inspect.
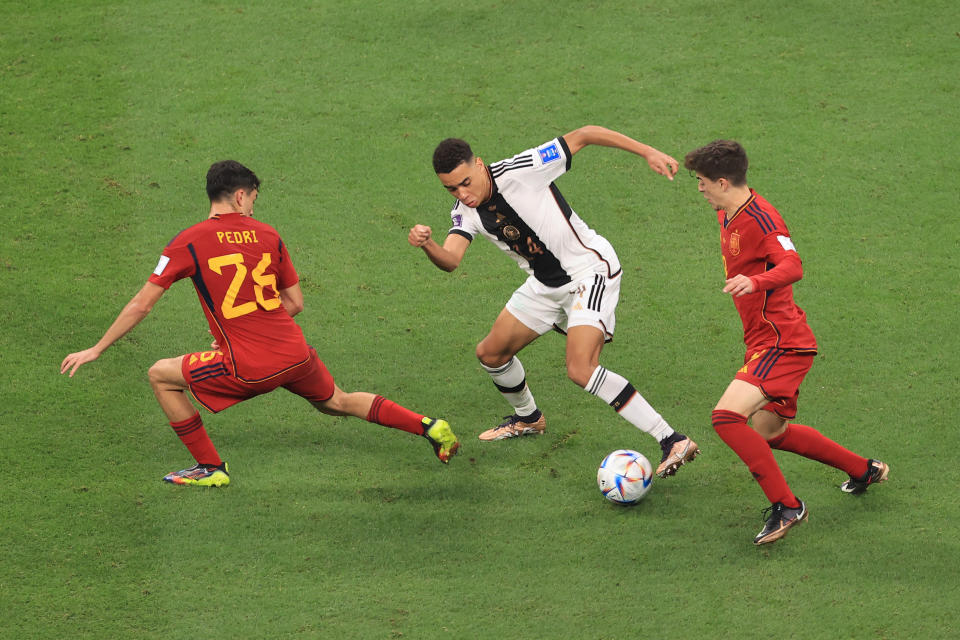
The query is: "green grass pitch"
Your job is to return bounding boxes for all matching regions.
[2,1,958,637]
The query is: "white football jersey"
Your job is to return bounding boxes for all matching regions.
[447,136,621,288]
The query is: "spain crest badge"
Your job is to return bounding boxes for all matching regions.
[729,231,741,256]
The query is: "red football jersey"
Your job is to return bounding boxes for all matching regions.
[718,190,817,356]
[149,212,310,382]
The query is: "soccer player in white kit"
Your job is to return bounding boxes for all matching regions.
[408,126,699,477]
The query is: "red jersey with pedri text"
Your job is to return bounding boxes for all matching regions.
[148,212,310,382]
[719,190,817,356]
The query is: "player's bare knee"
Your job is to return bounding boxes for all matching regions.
[475,343,510,369]
[312,387,353,417]
[148,357,187,391]
[753,412,788,439]
[313,396,343,416]
[565,361,593,388]
[147,360,168,387]
[474,341,490,363]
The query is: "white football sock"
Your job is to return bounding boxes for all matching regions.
[481,356,538,417]
[585,365,674,441]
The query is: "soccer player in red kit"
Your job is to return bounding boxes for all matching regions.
[684,140,888,545]
[61,160,459,486]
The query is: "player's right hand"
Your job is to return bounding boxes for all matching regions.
[645,149,680,181]
[60,347,101,378]
[408,224,432,247]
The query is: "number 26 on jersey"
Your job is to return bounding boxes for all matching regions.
[207,252,281,319]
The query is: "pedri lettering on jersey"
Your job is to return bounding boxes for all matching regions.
[216,230,259,245]
[538,143,561,164]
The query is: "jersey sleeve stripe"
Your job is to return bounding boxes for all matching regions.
[745,201,777,234]
[557,136,572,171]
[448,228,473,241]
[491,155,535,178]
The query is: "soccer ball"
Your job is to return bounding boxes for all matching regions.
[597,449,653,505]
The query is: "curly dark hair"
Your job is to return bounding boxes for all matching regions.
[433,138,474,174]
[684,140,749,186]
[206,160,261,201]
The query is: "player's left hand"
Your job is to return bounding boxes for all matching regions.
[723,274,756,297]
[60,347,101,378]
[646,150,679,181]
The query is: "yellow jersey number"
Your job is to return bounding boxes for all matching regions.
[207,252,282,319]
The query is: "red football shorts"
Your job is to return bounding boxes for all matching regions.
[734,348,815,419]
[182,346,335,413]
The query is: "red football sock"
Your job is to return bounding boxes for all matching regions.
[366,395,425,435]
[711,409,799,508]
[170,412,222,466]
[767,423,869,477]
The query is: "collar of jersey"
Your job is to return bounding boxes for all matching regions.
[476,165,499,208]
[724,189,757,227]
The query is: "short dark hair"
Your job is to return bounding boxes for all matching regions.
[206,160,261,201]
[433,138,474,174]
[684,140,749,186]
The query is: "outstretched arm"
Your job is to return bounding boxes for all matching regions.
[60,281,166,377]
[408,224,470,272]
[562,125,679,180]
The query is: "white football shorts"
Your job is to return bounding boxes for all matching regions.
[506,270,621,340]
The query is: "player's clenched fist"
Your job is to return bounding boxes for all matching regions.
[408,224,432,247]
